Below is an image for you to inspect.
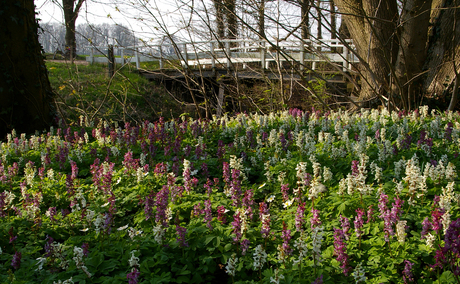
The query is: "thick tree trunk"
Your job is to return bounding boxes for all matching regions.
[334,0,460,110]
[392,0,432,110]
[0,0,54,138]
[424,0,460,107]
[334,0,398,106]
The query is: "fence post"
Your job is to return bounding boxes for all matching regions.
[108,45,115,77]
[120,48,125,65]
[159,46,164,69]
[89,47,94,65]
[134,48,140,69]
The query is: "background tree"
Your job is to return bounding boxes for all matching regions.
[62,0,86,57]
[0,0,53,138]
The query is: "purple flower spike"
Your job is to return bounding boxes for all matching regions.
[402,260,414,283]
[333,228,350,276]
[241,239,250,255]
[11,251,21,270]
[203,199,213,230]
[311,275,323,284]
[127,268,140,284]
[176,225,189,247]
[295,202,306,232]
[311,208,321,230]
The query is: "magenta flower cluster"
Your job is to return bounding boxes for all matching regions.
[432,218,460,275]
[203,199,213,230]
[155,186,169,227]
[333,227,350,275]
[127,268,140,284]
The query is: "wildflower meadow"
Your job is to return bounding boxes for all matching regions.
[1,107,460,283]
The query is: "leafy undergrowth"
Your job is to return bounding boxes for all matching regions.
[1,107,460,283]
[46,61,181,124]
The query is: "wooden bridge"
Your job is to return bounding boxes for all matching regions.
[86,39,359,116]
[87,38,358,77]
[131,38,359,85]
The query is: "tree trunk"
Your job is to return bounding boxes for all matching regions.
[0,0,54,138]
[424,0,460,106]
[301,0,312,39]
[392,0,432,110]
[225,0,238,41]
[258,0,266,39]
[334,0,398,106]
[214,0,225,40]
[316,0,322,39]
[334,0,460,110]
[62,0,85,58]
[330,1,337,39]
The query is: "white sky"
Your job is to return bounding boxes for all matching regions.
[34,0,334,43]
[35,0,133,28]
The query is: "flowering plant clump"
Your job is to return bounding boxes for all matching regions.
[0,107,460,283]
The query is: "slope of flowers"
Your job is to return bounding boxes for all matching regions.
[1,107,460,283]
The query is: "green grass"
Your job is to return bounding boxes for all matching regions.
[46,61,181,124]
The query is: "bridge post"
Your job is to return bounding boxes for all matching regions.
[225,41,231,69]
[260,41,266,70]
[299,41,305,71]
[210,42,216,69]
[342,47,349,72]
[183,43,188,69]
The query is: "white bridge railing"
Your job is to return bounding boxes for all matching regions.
[85,38,358,72]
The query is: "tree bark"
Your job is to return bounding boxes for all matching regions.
[213,0,225,40]
[258,0,266,39]
[392,0,432,110]
[334,0,399,106]
[334,0,460,110]
[0,0,54,138]
[301,0,312,39]
[424,0,460,104]
[316,0,322,39]
[330,1,337,39]
[225,0,238,40]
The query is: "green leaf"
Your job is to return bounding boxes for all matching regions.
[439,271,457,283]
[224,243,232,252]
[204,235,215,245]
[86,253,104,270]
[99,259,119,273]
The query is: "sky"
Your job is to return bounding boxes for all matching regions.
[34,0,334,44]
[34,0,207,42]
[35,0,133,28]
